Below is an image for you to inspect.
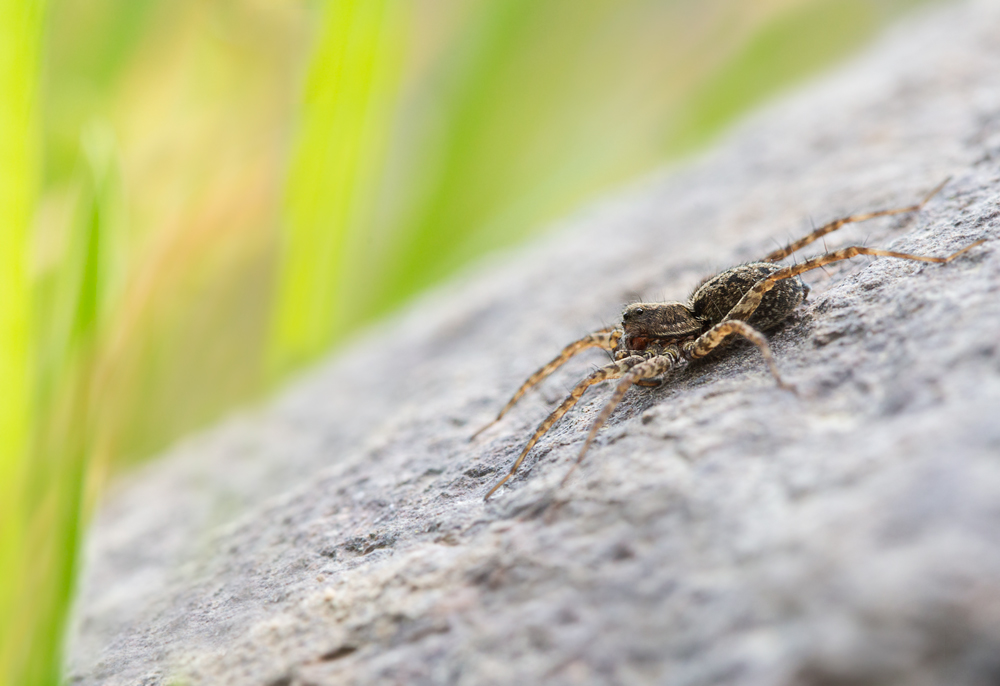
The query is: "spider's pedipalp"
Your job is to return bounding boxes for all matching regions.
[762,178,950,263]
[484,354,644,500]
[471,326,621,441]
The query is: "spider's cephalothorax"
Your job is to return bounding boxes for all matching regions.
[474,179,984,500]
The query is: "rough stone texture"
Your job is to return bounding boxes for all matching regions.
[69,1,1000,684]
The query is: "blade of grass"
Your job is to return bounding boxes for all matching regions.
[372,0,540,306]
[0,0,48,683]
[1,28,124,686]
[270,0,407,376]
[12,129,119,686]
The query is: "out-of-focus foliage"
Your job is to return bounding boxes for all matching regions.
[40,0,308,464]
[272,0,930,371]
[0,0,933,683]
[2,2,50,683]
[272,0,405,373]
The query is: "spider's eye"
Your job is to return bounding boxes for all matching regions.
[634,307,644,317]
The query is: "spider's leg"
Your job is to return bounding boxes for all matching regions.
[730,239,985,324]
[762,178,949,263]
[472,327,622,440]
[484,354,643,500]
[560,350,680,487]
[686,320,789,390]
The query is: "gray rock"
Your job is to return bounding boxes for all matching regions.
[68,1,1000,684]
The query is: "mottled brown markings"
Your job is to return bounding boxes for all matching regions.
[475,180,984,499]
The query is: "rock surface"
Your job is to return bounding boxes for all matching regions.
[69,1,1000,684]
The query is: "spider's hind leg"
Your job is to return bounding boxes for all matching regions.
[762,178,949,263]
[733,239,985,329]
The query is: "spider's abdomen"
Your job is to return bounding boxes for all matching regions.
[690,262,807,330]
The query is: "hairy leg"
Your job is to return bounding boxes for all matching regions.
[731,240,985,323]
[762,178,949,263]
[484,354,643,500]
[561,349,681,488]
[472,327,622,440]
[686,320,788,389]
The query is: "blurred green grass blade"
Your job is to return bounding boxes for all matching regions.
[0,0,46,683]
[26,122,128,684]
[0,7,121,684]
[374,0,538,305]
[31,122,124,510]
[270,0,406,375]
[21,383,88,686]
[7,126,121,686]
[63,124,125,350]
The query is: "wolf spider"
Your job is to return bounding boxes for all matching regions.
[475,179,984,500]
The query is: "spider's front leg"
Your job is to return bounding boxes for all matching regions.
[472,326,622,440]
[685,320,790,391]
[561,349,681,487]
[484,353,643,500]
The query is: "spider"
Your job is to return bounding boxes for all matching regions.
[475,179,985,500]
